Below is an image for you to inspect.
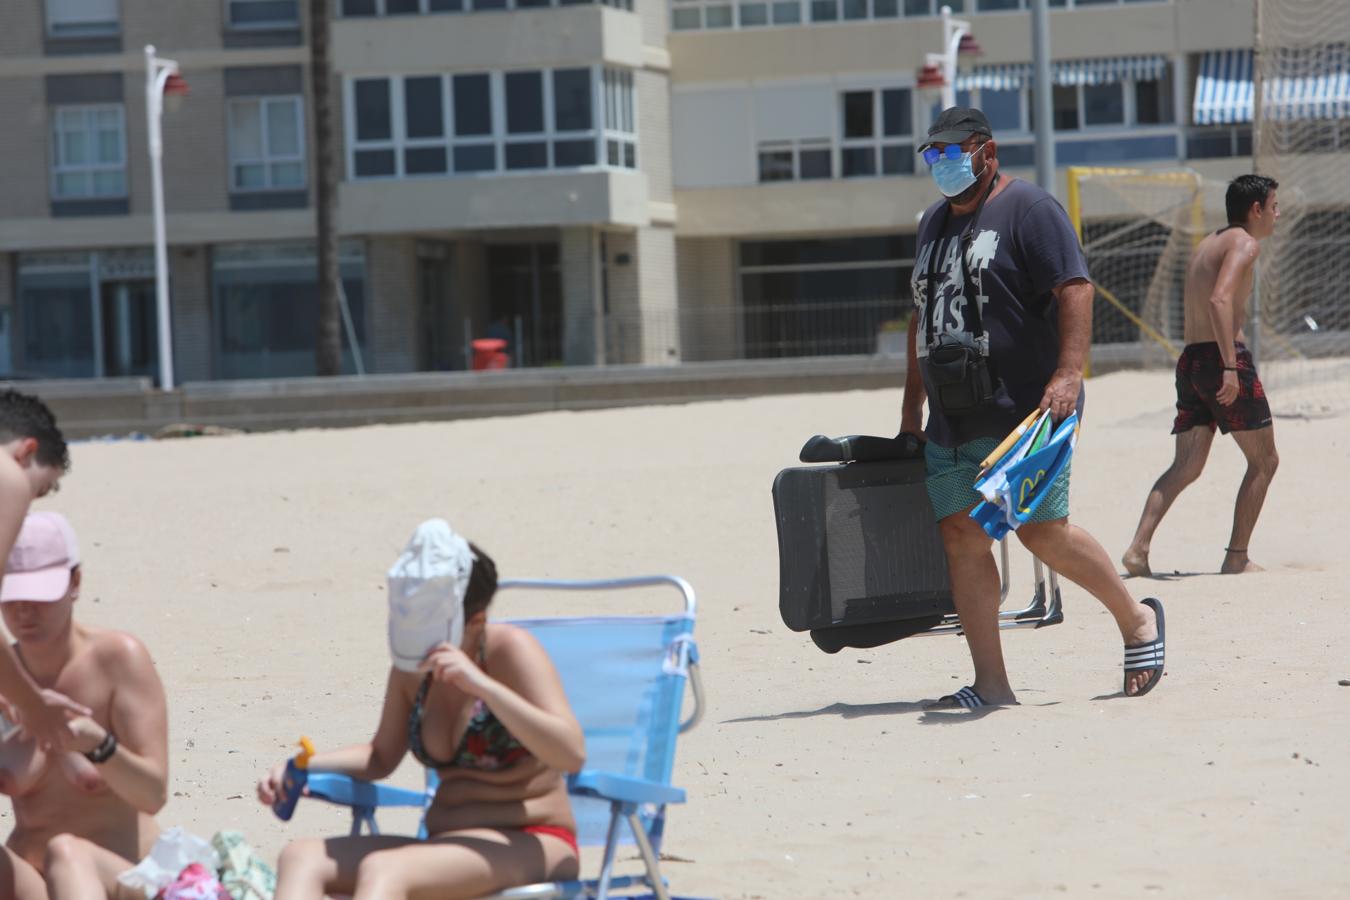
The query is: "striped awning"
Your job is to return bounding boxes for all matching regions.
[956,56,1169,91]
[1193,49,1256,124]
[1193,47,1350,124]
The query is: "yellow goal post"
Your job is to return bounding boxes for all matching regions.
[1065,166,1206,377]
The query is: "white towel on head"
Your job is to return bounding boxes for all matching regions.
[387,519,477,672]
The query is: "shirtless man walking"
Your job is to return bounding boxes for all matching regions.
[1123,174,1280,576]
[0,511,168,899]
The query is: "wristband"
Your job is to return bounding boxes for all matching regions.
[1222,366,1238,371]
[85,731,118,764]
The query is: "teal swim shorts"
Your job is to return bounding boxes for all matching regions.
[924,437,1072,524]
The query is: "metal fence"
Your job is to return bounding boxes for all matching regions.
[477,297,912,369]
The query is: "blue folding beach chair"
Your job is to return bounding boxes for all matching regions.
[298,575,706,900]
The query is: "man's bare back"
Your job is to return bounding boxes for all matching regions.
[1183,225,1259,345]
[1,626,162,870]
[1124,174,1280,579]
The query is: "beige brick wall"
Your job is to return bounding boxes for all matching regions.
[170,245,212,382]
[122,80,150,217]
[636,69,672,205]
[124,0,224,52]
[0,2,44,57]
[0,77,50,220]
[676,236,739,361]
[602,230,639,363]
[560,226,601,365]
[635,223,677,363]
[368,234,418,374]
[635,0,667,52]
[598,225,679,365]
[153,69,231,215]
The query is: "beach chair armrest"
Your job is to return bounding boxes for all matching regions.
[568,770,686,806]
[305,772,428,809]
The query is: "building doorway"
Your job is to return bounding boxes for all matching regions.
[99,279,158,378]
[485,243,561,367]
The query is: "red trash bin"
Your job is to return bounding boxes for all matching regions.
[470,338,510,371]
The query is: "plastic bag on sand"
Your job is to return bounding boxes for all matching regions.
[212,830,277,900]
[117,828,221,898]
[160,863,231,900]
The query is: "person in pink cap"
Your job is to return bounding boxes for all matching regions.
[0,511,169,899]
[0,390,92,753]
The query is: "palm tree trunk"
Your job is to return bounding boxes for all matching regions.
[312,0,342,376]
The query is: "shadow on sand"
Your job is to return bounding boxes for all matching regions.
[722,697,1057,726]
[1121,569,1211,581]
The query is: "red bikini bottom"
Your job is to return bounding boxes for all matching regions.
[522,825,579,856]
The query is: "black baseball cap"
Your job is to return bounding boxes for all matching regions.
[922,106,993,149]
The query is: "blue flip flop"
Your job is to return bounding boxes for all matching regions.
[1123,597,1166,696]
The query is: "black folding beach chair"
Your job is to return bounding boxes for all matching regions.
[773,433,1063,652]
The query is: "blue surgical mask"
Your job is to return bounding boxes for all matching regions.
[931,144,986,198]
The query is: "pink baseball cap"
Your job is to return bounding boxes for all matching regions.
[1,511,80,603]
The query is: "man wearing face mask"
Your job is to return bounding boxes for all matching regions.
[899,107,1166,709]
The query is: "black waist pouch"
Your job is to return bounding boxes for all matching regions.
[927,335,995,417]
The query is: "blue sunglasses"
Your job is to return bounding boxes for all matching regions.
[921,144,968,166]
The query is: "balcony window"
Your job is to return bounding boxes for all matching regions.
[341,0,627,12]
[757,140,832,182]
[51,105,126,199]
[841,87,914,178]
[348,66,632,179]
[226,0,299,28]
[228,96,306,190]
[45,0,119,36]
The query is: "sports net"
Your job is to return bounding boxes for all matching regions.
[1069,160,1348,418]
[1068,167,1214,374]
[1249,0,1350,415]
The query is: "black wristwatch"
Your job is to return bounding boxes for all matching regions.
[85,731,118,764]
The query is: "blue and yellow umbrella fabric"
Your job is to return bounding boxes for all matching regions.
[970,409,1079,540]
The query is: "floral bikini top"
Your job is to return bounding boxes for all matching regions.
[407,656,531,771]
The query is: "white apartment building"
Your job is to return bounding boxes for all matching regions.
[0,0,1342,380]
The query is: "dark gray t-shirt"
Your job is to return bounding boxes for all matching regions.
[910,177,1089,448]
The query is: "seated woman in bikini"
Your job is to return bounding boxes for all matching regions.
[256,522,585,900]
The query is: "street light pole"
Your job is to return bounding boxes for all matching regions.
[144,44,179,391]
[920,7,975,110]
[938,6,968,109]
[1030,0,1055,189]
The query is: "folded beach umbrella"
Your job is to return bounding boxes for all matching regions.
[971,413,1078,540]
[974,409,1053,507]
[978,408,1047,476]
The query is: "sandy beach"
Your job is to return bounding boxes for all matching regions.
[10,368,1349,900]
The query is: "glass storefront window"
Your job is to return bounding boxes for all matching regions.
[738,235,917,359]
[0,308,11,377]
[15,250,159,381]
[213,242,368,379]
[20,268,96,378]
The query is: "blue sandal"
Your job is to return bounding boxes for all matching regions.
[1123,597,1166,696]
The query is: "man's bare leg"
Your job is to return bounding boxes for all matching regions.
[1019,518,1160,696]
[932,508,1015,706]
[1222,427,1278,574]
[1123,427,1215,576]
